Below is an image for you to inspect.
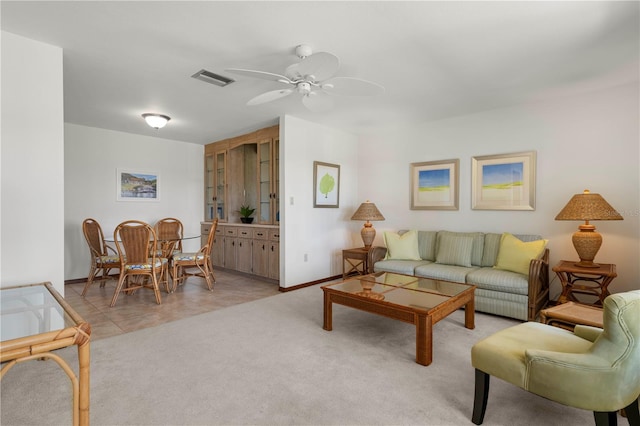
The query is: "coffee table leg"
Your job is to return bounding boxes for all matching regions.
[323,291,333,331]
[416,314,433,366]
[465,298,475,330]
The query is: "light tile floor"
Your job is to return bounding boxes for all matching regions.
[64,270,281,341]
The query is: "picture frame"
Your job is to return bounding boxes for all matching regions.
[313,161,340,208]
[410,159,460,210]
[471,151,536,210]
[116,169,160,202]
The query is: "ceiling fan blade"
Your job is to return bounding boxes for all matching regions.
[285,63,302,81]
[247,89,294,106]
[225,68,292,84]
[302,92,334,112]
[322,77,385,96]
[297,52,339,82]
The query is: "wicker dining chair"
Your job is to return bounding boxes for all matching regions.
[81,218,120,297]
[110,220,169,307]
[171,219,218,292]
[154,217,184,255]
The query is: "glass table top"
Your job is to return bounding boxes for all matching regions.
[1,283,76,342]
[324,272,474,311]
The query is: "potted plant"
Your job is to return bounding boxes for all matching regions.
[238,205,256,224]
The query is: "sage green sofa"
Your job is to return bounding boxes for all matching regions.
[370,230,549,321]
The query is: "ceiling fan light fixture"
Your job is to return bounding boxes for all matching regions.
[142,113,171,129]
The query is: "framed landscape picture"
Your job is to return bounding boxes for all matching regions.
[313,161,340,208]
[116,169,160,202]
[471,151,536,210]
[410,159,459,210]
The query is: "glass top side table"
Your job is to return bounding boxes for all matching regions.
[1,282,91,426]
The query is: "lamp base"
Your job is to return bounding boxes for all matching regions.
[572,225,602,268]
[361,221,376,249]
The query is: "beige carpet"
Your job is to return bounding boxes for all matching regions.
[1,285,601,425]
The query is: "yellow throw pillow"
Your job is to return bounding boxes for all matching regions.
[494,233,548,275]
[384,230,422,260]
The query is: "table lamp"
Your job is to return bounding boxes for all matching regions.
[555,189,623,268]
[351,200,385,249]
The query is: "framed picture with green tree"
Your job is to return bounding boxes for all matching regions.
[313,161,340,208]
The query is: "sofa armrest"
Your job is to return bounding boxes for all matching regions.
[527,248,550,321]
[368,246,387,273]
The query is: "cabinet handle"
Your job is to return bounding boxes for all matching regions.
[271,245,274,252]
[262,244,265,250]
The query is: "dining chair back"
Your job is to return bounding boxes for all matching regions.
[81,218,120,296]
[171,219,218,292]
[110,220,168,307]
[155,217,184,254]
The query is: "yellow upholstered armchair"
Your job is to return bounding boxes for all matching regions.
[471,290,640,425]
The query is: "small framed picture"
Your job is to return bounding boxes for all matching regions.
[116,169,160,202]
[471,151,536,210]
[313,161,340,208]
[410,159,459,210]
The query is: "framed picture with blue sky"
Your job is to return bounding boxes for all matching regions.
[471,151,536,210]
[410,159,459,210]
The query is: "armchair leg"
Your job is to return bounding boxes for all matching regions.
[472,369,490,425]
[594,411,617,426]
[623,397,639,426]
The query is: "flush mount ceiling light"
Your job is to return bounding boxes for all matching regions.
[142,113,171,129]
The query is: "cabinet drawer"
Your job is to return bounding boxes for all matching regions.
[253,229,268,240]
[223,227,237,237]
[269,229,280,242]
[201,223,212,235]
[238,227,253,238]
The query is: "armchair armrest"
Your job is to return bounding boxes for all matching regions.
[573,325,603,342]
[527,248,549,321]
[368,246,387,273]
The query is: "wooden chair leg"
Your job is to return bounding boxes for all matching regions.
[623,397,639,426]
[594,411,618,426]
[472,369,490,425]
[110,274,128,307]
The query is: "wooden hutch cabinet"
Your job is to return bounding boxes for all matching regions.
[202,124,280,281]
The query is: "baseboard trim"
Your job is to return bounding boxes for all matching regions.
[279,274,342,292]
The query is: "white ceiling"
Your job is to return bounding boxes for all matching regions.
[2,1,638,145]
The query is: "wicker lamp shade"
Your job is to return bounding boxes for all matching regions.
[555,189,623,268]
[351,201,385,249]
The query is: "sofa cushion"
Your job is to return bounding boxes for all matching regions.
[437,231,485,266]
[494,233,547,275]
[383,230,421,260]
[466,267,530,296]
[482,232,545,267]
[417,230,438,261]
[374,259,432,275]
[414,263,478,284]
[435,234,474,267]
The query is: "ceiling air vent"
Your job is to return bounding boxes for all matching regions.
[191,69,235,87]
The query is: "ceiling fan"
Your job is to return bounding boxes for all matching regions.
[225,44,385,112]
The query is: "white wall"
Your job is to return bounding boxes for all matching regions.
[281,115,359,288]
[1,32,65,293]
[65,123,204,280]
[357,83,640,297]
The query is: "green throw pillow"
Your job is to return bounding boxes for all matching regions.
[384,230,421,260]
[435,234,474,267]
[494,233,548,275]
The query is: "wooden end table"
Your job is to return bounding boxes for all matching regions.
[342,247,371,279]
[540,301,604,331]
[552,260,616,306]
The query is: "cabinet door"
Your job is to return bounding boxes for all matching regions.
[236,238,252,273]
[211,227,224,267]
[252,240,268,277]
[214,150,227,221]
[223,237,236,269]
[257,138,273,224]
[268,241,280,280]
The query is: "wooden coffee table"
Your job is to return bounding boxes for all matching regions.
[322,272,475,366]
